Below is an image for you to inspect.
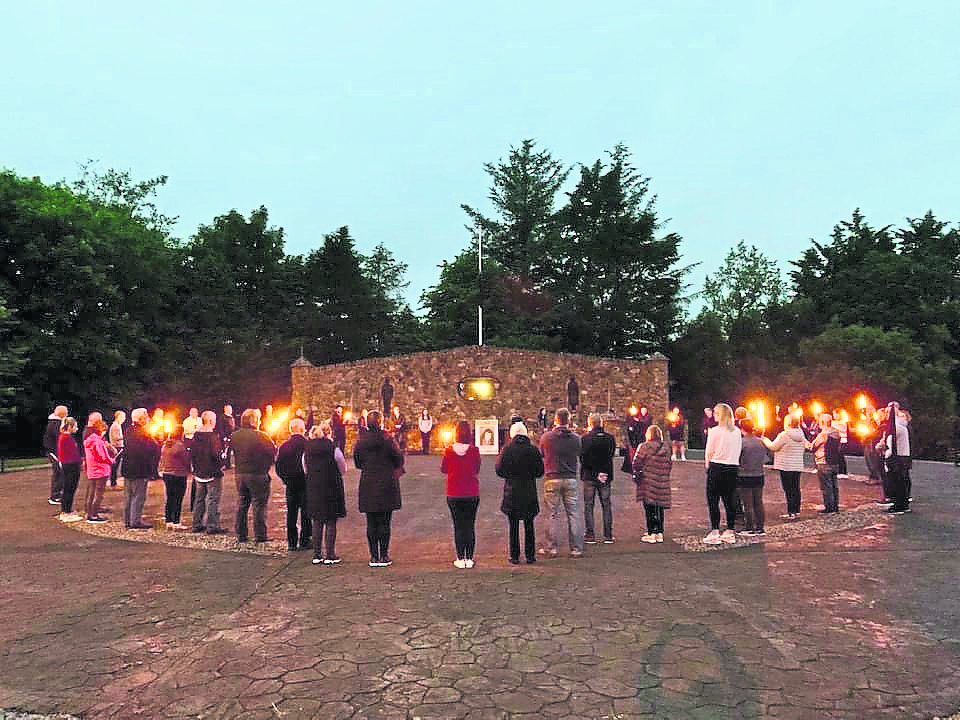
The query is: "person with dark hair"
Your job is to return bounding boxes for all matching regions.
[159,425,191,530]
[57,417,83,522]
[83,415,114,523]
[304,421,347,564]
[668,408,687,461]
[331,405,347,454]
[580,413,617,544]
[123,408,160,529]
[441,420,482,569]
[701,407,717,447]
[353,411,404,567]
[418,409,434,455]
[566,375,580,412]
[392,406,407,451]
[44,405,68,505]
[632,424,672,542]
[232,408,276,544]
[539,407,583,558]
[537,407,548,430]
[737,419,768,536]
[276,417,311,551]
[496,422,543,564]
[216,405,236,469]
[191,411,225,534]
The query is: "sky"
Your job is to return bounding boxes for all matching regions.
[3,1,958,313]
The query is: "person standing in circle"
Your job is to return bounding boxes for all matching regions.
[496,422,543,564]
[304,421,347,565]
[354,411,404,567]
[441,421,482,569]
[702,403,742,545]
[418,409,434,455]
[763,414,806,520]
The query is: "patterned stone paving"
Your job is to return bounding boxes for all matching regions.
[2,457,959,718]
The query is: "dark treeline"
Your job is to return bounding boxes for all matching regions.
[1,143,957,456]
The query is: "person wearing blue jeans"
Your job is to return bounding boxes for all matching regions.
[539,408,583,557]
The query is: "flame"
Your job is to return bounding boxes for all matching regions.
[840,409,850,424]
[343,410,352,422]
[809,401,823,417]
[628,405,638,417]
[441,428,454,445]
[748,399,767,430]
[269,409,289,434]
[855,421,872,438]
[855,393,870,410]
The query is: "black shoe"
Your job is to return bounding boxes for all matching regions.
[288,544,298,552]
[526,557,536,564]
[298,542,311,551]
[255,538,269,544]
[129,523,151,530]
[207,528,228,535]
[192,526,206,533]
[324,556,341,565]
[508,557,521,565]
[379,556,392,567]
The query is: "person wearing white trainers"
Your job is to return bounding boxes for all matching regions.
[57,417,83,522]
[703,404,742,545]
[763,414,806,520]
[632,425,672,546]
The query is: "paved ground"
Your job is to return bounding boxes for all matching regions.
[1,454,959,719]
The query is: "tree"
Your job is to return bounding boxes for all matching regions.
[0,296,26,430]
[701,240,785,337]
[548,144,688,357]
[461,139,569,283]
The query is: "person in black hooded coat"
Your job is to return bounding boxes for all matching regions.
[495,422,544,565]
[304,421,347,564]
[353,411,403,566]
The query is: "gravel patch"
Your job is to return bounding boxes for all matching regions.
[673,503,893,551]
[0,712,79,720]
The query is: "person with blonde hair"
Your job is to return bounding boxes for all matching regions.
[83,415,114,523]
[57,417,83,522]
[632,424,672,542]
[763,413,806,519]
[703,403,742,545]
[304,420,347,564]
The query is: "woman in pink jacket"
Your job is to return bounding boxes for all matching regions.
[83,417,114,523]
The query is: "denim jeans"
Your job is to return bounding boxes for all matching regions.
[124,477,149,526]
[192,478,222,531]
[285,483,312,548]
[542,476,584,553]
[235,473,271,542]
[817,464,839,512]
[582,479,613,540]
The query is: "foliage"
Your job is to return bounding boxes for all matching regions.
[701,240,785,337]
[0,296,26,428]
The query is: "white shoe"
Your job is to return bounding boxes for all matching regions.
[641,534,657,543]
[165,522,175,530]
[59,512,82,523]
[703,529,721,545]
[721,529,737,543]
[656,533,664,543]
[464,559,475,569]
[671,455,677,461]
[680,455,687,461]
[838,474,849,479]
[453,559,466,569]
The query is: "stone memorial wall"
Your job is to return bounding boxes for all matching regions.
[291,347,668,450]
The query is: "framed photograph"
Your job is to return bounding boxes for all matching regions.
[475,417,499,455]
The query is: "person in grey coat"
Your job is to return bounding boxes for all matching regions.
[737,419,769,536]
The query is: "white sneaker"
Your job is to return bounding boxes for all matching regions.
[838,474,849,479]
[59,512,82,523]
[656,533,664,543]
[721,529,737,543]
[453,559,466,569]
[680,455,687,461]
[703,529,721,545]
[641,534,657,543]
[464,559,475,569]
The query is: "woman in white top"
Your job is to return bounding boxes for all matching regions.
[763,414,807,519]
[703,403,742,545]
[418,409,434,456]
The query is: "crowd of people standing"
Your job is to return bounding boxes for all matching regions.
[41,393,913,565]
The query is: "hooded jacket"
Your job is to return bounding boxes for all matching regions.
[763,427,806,472]
[353,428,403,513]
[84,431,115,479]
[441,442,482,498]
[304,436,347,521]
[496,435,543,517]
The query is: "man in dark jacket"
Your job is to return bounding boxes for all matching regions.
[123,408,160,529]
[580,413,617,544]
[191,411,225,534]
[232,408,276,543]
[276,418,311,551]
[216,404,236,469]
[43,405,68,504]
[539,408,583,558]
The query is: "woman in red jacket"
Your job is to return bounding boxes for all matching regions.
[57,417,83,522]
[441,420,482,569]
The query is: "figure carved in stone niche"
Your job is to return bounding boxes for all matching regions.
[566,375,580,412]
[381,377,394,416]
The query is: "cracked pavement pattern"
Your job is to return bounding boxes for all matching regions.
[1,456,959,718]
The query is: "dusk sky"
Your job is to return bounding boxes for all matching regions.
[4,1,958,312]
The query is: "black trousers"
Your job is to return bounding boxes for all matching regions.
[60,463,81,513]
[706,463,739,530]
[109,448,123,486]
[779,470,802,514]
[285,483,312,548]
[235,473,271,542]
[507,512,536,562]
[887,464,911,510]
[162,474,187,523]
[49,455,64,500]
[420,431,431,455]
[838,444,848,475]
[313,518,337,558]
[643,502,665,534]
[447,497,480,559]
[365,511,393,561]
